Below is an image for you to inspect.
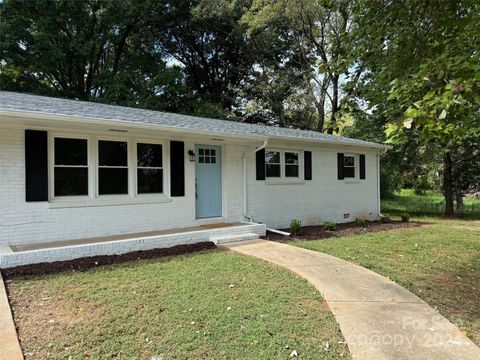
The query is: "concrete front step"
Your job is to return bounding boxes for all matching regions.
[210,232,259,244]
[0,222,266,269]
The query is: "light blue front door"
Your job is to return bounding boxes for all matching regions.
[195,145,222,218]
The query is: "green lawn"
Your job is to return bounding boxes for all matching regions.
[7,249,350,360]
[293,192,480,345]
[382,189,480,219]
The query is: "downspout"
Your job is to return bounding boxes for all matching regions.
[377,149,388,219]
[243,139,268,222]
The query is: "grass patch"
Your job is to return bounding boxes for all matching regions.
[7,249,350,359]
[292,218,480,345]
[382,189,480,219]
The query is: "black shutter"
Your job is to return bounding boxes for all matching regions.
[170,141,185,196]
[256,148,265,180]
[360,154,366,179]
[304,151,312,180]
[25,130,48,201]
[337,153,344,180]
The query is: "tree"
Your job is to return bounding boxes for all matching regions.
[353,0,480,216]
[242,0,358,132]
[150,0,267,118]
[0,0,196,111]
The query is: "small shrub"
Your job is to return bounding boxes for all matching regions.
[400,213,410,222]
[380,216,391,223]
[354,218,366,227]
[289,219,303,235]
[322,221,336,231]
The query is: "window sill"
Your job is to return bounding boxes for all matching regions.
[265,179,305,185]
[343,179,360,184]
[49,194,172,209]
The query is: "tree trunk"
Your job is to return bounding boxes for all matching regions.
[443,152,454,216]
[316,82,327,132]
[326,74,339,135]
[456,193,465,213]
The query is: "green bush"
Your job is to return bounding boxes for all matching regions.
[354,218,366,227]
[400,212,410,222]
[289,219,303,235]
[322,221,336,231]
[380,216,391,223]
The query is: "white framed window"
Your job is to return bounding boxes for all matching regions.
[343,154,356,178]
[265,150,281,177]
[53,136,89,197]
[48,132,172,207]
[136,142,164,194]
[265,149,302,180]
[98,139,129,195]
[285,152,299,177]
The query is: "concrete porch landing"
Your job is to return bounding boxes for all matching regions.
[223,239,480,360]
[0,222,265,269]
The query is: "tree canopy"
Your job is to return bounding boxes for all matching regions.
[1,0,479,215]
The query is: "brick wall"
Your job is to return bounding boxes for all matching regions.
[0,125,380,246]
[246,147,380,229]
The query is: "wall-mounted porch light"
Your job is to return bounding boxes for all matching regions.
[188,150,196,162]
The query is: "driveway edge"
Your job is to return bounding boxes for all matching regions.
[0,272,23,360]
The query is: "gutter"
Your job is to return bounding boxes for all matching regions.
[0,109,267,142]
[377,148,389,218]
[243,139,268,222]
[0,109,391,150]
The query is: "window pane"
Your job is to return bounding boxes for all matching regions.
[55,138,87,165]
[344,167,355,178]
[99,168,128,194]
[285,165,299,177]
[285,152,298,164]
[344,156,355,167]
[210,156,216,164]
[137,143,162,167]
[266,164,281,177]
[99,140,127,166]
[265,151,280,164]
[138,169,163,194]
[54,167,88,196]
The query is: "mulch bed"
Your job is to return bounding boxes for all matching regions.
[2,242,216,278]
[262,221,422,243]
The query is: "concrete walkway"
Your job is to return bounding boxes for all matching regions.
[223,240,480,360]
[0,272,23,360]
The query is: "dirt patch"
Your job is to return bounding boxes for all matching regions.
[262,221,422,242]
[2,242,216,278]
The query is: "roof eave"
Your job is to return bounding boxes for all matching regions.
[0,108,267,141]
[0,108,393,150]
[267,134,392,150]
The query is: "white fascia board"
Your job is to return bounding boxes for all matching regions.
[0,109,267,142]
[0,108,392,150]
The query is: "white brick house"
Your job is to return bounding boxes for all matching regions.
[0,91,390,267]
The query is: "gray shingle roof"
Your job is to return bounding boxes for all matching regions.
[0,91,388,149]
